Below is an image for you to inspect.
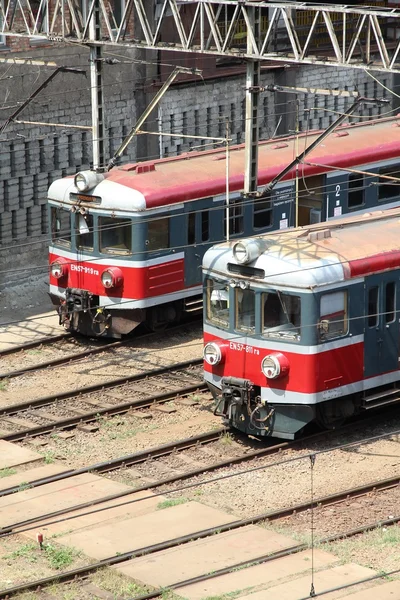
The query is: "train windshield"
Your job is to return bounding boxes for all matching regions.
[235,288,255,332]
[75,213,94,250]
[262,291,301,339]
[206,279,229,329]
[51,207,71,247]
[99,217,132,255]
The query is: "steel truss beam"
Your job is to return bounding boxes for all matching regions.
[3,0,400,73]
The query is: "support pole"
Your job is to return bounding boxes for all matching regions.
[243,5,261,197]
[89,0,105,172]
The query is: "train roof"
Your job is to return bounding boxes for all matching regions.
[203,208,400,289]
[48,116,400,211]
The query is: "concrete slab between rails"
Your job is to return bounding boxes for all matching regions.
[0,473,138,529]
[0,440,42,470]
[0,311,60,352]
[0,463,68,492]
[56,501,239,561]
[173,548,337,600]
[116,525,306,588]
[23,490,163,541]
[237,563,377,600]
[337,579,400,599]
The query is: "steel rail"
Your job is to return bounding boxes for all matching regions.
[0,332,71,358]
[1,501,398,599]
[0,320,202,379]
[0,425,226,500]
[0,357,203,418]
[0,338,124,379]
[0,381,207,442]
[3,413,397,534]
[1,410,395,520]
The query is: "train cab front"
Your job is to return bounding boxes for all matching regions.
[48,171,142,338]
[202,266,316,440]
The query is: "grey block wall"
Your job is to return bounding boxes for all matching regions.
[0,56,394,288]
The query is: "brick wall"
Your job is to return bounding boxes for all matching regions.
[0,49,395,289]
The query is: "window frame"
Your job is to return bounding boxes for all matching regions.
[262,290,301,341]
[99,216,132,255]
[146,217,170,252]
[253,196,273,230]
[224,198,244,237]
[51,206,71,248]
[235,287,256,333]
[205,278,230,329]
[378,165,400,202]
[319,290,348,341]
[347,173,365,209]
[75,212,94,251]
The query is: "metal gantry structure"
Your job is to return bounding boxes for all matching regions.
[3,0,400,73]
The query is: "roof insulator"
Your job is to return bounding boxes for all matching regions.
[307,229,332,242]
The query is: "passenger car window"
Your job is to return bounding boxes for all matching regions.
[385,282,395,324]
[253,197,272,229]
[99,217,132,254]
[378,166,400,201]
[223,199,243,236]
[348,174,364,208]
[51,207,71,247]
[368,287,379,328]
[319,291,348,340]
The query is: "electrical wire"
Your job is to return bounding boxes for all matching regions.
[1,424,399,539]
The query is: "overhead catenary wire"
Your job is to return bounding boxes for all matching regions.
[0,164,393,264]
[1,423,399,539]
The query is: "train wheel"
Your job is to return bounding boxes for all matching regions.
[146,303,180,332]
[316,402,346,430]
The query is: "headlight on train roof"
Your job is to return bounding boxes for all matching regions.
[50,258,68,279]
[203,342,223,366]
[261,353,290,379]
[101,267,123,289]
[74,170,104,192]
[232,239,262,265]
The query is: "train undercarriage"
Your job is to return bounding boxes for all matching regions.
[50,288,203,337]
[207,376,400,439]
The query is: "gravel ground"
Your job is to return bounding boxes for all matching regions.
[0,336,111,375]
[158,422,400,521]
[19,397,221,469]
[0,324,204,407]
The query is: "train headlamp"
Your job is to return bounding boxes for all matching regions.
[101,267,123,289]
[50,258,68,280]
[74,170,104,192]
[261,353,290,380]
[232,239,261,265]
[203,342,223,366]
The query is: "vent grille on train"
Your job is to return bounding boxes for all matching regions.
[228,263,265,278]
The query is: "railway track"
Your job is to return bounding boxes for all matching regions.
[0,358,205,440]
[1,473,398,598]
[2,418,397,526]
[0,320,201,379]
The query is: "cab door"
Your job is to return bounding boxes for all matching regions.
[184,201,212,288]
[364,274,399,378]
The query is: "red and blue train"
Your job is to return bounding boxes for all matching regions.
[203,208,400,439]
[48,115,400,337]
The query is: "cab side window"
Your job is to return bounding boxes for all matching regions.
[147,218,169,251]
[319,291,348,340]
